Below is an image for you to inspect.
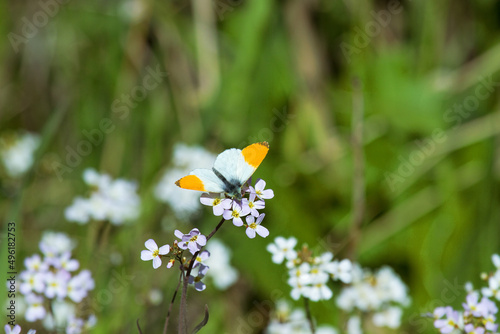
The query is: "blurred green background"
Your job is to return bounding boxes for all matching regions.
[1,0,500,332]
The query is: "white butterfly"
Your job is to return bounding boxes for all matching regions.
[175,142,269,199]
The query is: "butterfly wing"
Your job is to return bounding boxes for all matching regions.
[175,168,226,193]
[213,142,269,185]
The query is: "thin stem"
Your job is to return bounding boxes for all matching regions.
[178,269,189,334]
[303,297,315,334]
[348,77,365,259]
[163,271,183,334]
[178,217,226,333]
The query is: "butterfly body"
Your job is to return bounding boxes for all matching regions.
[175,142,269,199]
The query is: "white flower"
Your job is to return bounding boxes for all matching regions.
[0,132,40,177]
[19,271,45,295]
[42,300,75,330]
[493,254,500,269]
[308,277,333,301]
[25,294,46,322]
[482,271,500,300]
[205,239,238,290]
[200,193,232,216]
[155,144,216,219]
[39,232,75,257]
[66,317,84,334]
[347,316,363,334]
[4,325,21,334]
[324,259,353,283]
[24,254,48,273]
[267,237,297,264]
[372,307,403,328]
[188,265,209,291]
[141,239,170,269]
[245,214,269,239]
[44,271,70,299]
[65,169,141,225]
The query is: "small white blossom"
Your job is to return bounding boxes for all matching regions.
[0,132,40,177]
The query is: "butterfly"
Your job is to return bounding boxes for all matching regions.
[175,142,269,199]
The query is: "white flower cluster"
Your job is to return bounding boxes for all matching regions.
[204,239,238,290]
[15,232,96,333]
[265,299,338,334]
[267,237,353,302]
[65,168,141,225]
[336,264,410,329]
[431,254,500,334]
[154,143,217,219]
[0,131,40,177]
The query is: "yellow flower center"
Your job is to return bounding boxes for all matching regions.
[152,250,159,257]
[249,202,255,208]
[213,198,221,206]
[249,223,257,229]
[256,190,263,196]
[190,235,198,242]
[232,210,240,218]
[196,256,202,262]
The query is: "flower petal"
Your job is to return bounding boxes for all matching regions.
[158,245,170,255]
[152,257,162,269]
[144,239,158,252]
[246,228,256,239]
[256,226,269,238]
[141,250,153,261]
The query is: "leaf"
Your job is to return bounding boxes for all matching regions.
[190,305,209,334]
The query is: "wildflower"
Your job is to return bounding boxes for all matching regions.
[464,324,485,334]
[325,259,353,284]
[141,239,170,269]
[44,270,70,299]
[205,239,238,290]
[308,276,333,301]
[249,178,274,200]
[0,131,40,177]
[267,237,298,264]
[24,254,48,273]
[188,265,209,291]
[433,307,460,333]
[19,271,45,295]
[4,325,21,334]
[493,254,500,269]
[243,193,265,217]
[25,293,46,322]
[200,193,232,216]
[347,316,363,334]
[223,201,250,226]
[65,169,141,225]
[53,252,80,272]
[245,214,269,239]
[372,307,403,328]
[175,228,206,255]
[482,271,500,301]
[193,250,210,268]
[39,231,75,257]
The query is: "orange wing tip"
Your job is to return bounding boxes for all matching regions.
[242,142,269,168]
[175,175,206,191]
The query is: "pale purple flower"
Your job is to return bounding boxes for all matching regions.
[200,193,232,216]
[141,239,170,269]
[267,237,298,264]
[53,252,80,272]
[24,254,48,273]
[66,316,85,334]
[175,228,206,255]
[245,214,269,239]
[25,293,46,322]
[67,273,91,303]
[193,250,210,268]
[72,269,95,291]
[44,270,70,299]
[482,271,500,300]
[19,271,45,295]
[188,265,209,291]
[464,324,485,334]
[4,325,21,334]
[223,201,250,227]
[434,307,460,333]
[243,193,265,217]
[493,254,500,269]
[463,292,483,317]
[250,178,274,200]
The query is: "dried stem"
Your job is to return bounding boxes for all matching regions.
[348,77,365,259]
[178,217,226,333]
[163,271,183,334]
[303,297,315,334]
